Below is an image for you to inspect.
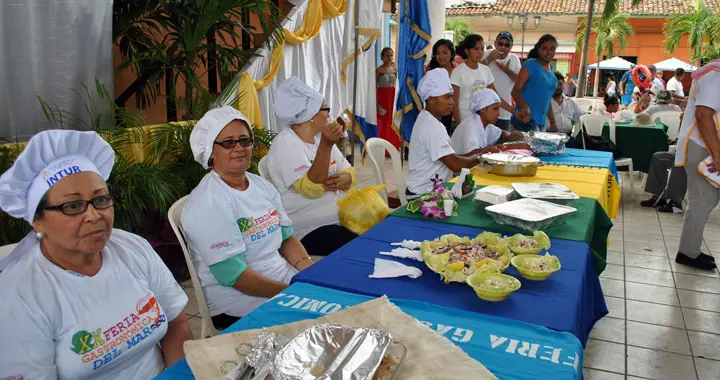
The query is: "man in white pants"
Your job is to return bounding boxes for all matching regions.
[673,61,720,270]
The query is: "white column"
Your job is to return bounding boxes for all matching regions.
[428,0,446,46]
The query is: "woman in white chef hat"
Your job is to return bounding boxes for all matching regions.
[406,68,489,198]
[0,130,191,379]
[451,88,528,155]
[265,76,357,256]
[181,106,313,329]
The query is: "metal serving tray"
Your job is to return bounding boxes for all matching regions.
[485,198,577,231]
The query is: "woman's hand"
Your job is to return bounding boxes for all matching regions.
[508,131,524,141]
[321,123,344,147]
[517,107,531,123]
[325,172,352,191]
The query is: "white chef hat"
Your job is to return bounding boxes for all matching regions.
[190,106,253,169]
[470,88,501,114]
[417,68,454,102]
[274,77,325,126]
[0,130,115,224]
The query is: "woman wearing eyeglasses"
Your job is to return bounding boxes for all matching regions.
[181,106,313,329]
[265,77,358,257]
[0,130,191,379]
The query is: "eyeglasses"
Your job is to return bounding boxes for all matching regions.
[44,195,114,216]
[214,138,254,149]
[319,107,331,114]
[496,42,512,48]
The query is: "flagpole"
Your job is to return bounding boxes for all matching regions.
[350,0,360,164]
[396,6,404,166]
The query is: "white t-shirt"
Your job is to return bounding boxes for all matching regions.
[450,62,495,123]
[676,70,720,166]
[407,110,457,194]
[266,129,352,239]
[645,104,681,116]
[606,81,617,95]
[667,77,685,97]
[451,117,503,155]
[482,51,521,120]
[182,171,298,317]
[0,229,187,380]
[652,78,665,90]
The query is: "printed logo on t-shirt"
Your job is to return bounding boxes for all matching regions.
[236,208,281,242]
[210,241,233,250]
[69,294,167,372]
[471,79,489,93]
[1,375,24,380]
[294,164,310,173]
[307,160,339,176]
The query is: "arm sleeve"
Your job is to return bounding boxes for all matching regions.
[292,174,326,198]
[572,101,585,120]
[267,179,293,227]
[341,166,356,187]
[695,76,720,111]
[0,296,57,379]
[133,235,188,321]
[209,254,247,287]
[450,66,463,87]
[510,56,522,73]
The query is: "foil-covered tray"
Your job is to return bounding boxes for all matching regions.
[485,198,577,231]
[480,153,543,177]
[523,132,570,156]
[511,183,580,205]
[271,324,405,380]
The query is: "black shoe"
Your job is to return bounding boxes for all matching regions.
[699,252,716,262]
[676,252,717,270]
[658,201,682,213]
[640,196,666,207]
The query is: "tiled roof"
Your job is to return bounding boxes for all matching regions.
[446,0,717,16]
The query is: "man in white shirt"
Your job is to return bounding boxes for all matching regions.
[482,31,522,131]
[673,61,720,270]
[407,68,493,197]
[666,68,686,100]
[547,72,585,137]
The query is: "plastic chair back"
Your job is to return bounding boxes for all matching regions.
[572,98,595,113]
[257,155,269,179]
[365,138,407,206]
[0,243,18,261]
[652,111,682,141]
[168,195,218,338]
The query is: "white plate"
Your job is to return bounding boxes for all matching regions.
[511,183,580,200]
[485,198,577,222]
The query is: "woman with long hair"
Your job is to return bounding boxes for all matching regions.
[511,34,559,132]
[376,47,400,149]
[426,39,457,135]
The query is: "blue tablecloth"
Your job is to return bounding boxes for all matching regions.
[540,148,619,180]
[156,283,584,380]
[293,217,607,346]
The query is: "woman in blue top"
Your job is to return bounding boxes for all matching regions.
[511,34,559,132]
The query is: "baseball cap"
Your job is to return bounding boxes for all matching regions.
[496,31,514,43]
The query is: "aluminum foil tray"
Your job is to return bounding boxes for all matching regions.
[485,198,577,231]
[511,183,580,206]
[481,153,542,177]
[272,324,404,380]
[523,132,570,156]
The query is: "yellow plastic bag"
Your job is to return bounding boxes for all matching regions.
[337,185,390,235]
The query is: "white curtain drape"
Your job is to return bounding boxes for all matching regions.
[0,0,114,140]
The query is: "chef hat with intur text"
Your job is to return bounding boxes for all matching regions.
[190,106,253,169]
[417,68,454,102]
[470,88,501,114]
[0,130,115,224]
[274,77,325,126]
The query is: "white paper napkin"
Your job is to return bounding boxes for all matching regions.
[391,240,422,250]
[451,168,471,198]
[369,258,423,279]
[379,247,423,261]
[699,156,720,189]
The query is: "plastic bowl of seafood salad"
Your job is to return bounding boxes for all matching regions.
[511,254,561,281]
[466,272,521,302]
[421,233,512,283]
[507,231,551,255]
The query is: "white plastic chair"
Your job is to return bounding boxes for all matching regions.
[0,243,18,261]
[579,114,608,139]
[572,98,595,114]
[365,138,407,206]
[652,110,682,153]
[257,155,269,179]
[168,196,219,339]
[607,119,635,189]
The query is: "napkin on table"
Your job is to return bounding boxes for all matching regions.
[450,168,471,198]
[391,240,422,250]
[379,247,423,261]
[369,258,423,279]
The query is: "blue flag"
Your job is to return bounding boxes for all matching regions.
[394,0,431,144]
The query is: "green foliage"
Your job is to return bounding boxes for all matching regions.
[445,19,472,45]
[662,0,720,65]
[575,13,634,59]
[0,140,32,243]
[601,0,642,20]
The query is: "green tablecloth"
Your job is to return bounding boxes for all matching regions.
[392,190,612,273]
[602,122,669,172]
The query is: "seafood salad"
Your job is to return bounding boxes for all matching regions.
[507,231,551,254]
[431,242,500,268]
[421,233,512,283]
[479,278,517,291]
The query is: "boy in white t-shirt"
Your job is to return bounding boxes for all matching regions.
[407,68,494,197]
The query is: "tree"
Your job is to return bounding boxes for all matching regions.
[662,0,720,66]
[576,13,634,97]
[576,0,641,98]
[445,19,472,45]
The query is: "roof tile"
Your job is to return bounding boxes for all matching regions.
[446,0,713,16]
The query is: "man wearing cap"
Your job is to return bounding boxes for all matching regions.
[619,64,636,107]
[406,68,489,198]
[0,130,191,378]
[482,31,522,131]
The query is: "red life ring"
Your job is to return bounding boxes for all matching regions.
[632,65,652,89]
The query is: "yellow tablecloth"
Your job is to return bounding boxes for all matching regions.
[455,165,621,218]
